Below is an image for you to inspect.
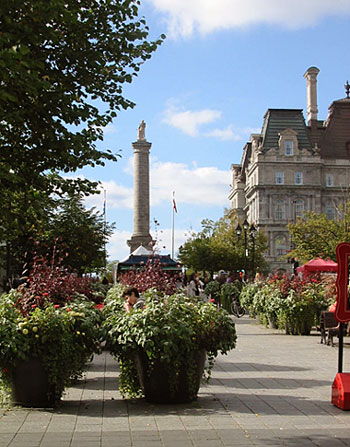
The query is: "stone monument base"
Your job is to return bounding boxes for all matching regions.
[127,235,155,254]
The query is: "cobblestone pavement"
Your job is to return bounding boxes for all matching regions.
[1,316,350,447]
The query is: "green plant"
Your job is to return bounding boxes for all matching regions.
[204,280,221,301]
[220,281,242,312]
[103,292,237,400]
[276,280,330,334]
[239,281,262,317]
[0,290,102,403]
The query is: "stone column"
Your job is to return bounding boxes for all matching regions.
[127,121,155,253]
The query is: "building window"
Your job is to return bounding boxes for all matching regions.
[295,172,303,185]
[293,199,304,218]
[326,174,334,187]
[275,199,285,220]
[326,200,335,220]
[276,172,284,185]
[285,140,293,156]
[275,235,287,258]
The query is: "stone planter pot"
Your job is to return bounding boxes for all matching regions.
[133,349,206,404]
[11,358,58,407]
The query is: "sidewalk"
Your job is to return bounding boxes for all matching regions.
[1,316,350,447]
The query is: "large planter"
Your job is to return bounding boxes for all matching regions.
[11,358,58,407]
[133,349,206,404]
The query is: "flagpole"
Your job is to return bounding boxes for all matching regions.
[103,189,107,270]
[171,191,175,259]
[171,200,175,259]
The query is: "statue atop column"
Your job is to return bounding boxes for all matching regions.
[137,120,146,141]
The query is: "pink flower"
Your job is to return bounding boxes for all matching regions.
[42,292,49,297]
[54,304,60,309]
[66,308,72,312]
[31,304,37,309]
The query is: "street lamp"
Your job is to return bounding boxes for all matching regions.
[242,219,249,259]
[236,220,257,280]
[249,224,257,277]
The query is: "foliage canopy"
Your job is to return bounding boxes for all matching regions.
[0,0,164,193]
[179,215,267,276]
[288,204,350,263]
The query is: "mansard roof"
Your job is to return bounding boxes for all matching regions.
[320,98,350,159]
[260,109,313,153]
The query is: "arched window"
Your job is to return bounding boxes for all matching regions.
[275,199,285,220]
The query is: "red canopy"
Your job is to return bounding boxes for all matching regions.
[296,258,338,273]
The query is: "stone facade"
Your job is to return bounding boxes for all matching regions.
[127,123,155,253]
[229,67,350,272]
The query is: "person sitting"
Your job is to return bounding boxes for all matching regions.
[122,287,140,313]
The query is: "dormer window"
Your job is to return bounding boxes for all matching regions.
[278,129,298,155]
[285,140,293,156]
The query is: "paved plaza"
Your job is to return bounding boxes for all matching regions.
[1,316,350,447]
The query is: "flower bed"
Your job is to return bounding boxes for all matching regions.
[239,275,333,334]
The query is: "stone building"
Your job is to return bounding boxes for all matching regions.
[228,67,350,272]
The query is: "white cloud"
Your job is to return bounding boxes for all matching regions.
[83,160,230,212]
[162,101,259,141]
[146,0,350,38]
[163,103,221,136]
[84,180,133,211]
[153,228,189,256]
[107,230,132,261]
[150,161,230,207]
[204,125,242,141]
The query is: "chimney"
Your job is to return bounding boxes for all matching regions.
[304,66,320,125]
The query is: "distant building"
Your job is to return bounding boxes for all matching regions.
[229,67,350,272]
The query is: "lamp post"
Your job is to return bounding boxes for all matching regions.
[249,224,256,278]
[236,220,257,280]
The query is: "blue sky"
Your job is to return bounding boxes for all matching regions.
[79,0,350,262]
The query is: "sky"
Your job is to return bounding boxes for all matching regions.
[79,0,350,262]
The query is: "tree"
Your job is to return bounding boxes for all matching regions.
[0,1,163,284]
[0,192,114,286]
[179,215,267,277]
[46,195,115,274]
[0,0,164,193]
[288,205,350,263]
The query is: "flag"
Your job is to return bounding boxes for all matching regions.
[172,192,177,213]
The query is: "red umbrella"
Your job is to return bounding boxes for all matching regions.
[296,258,338,273]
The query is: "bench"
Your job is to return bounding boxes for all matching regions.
[319,311,346,346]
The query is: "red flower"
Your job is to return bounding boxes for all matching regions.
[31,304,37,309]
[54,304,60,309]
[3,368,8,374]
[94,303,104,310]
[210,299,215,303]
[42,292,49,297]
[66,308,72,312]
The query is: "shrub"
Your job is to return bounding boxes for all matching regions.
[103,292,237,400]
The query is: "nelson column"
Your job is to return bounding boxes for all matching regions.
[127,121,155,253]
